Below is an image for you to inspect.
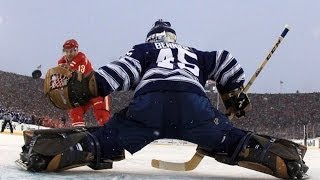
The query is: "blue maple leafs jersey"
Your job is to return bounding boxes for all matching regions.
[95,42,245,97]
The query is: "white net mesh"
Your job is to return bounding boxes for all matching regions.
[50,73,69,89]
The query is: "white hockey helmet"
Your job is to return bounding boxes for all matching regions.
[146,19,177,43]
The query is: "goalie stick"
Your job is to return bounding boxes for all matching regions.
[151,25,291,171]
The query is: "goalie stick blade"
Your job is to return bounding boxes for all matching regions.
[151,152,204,171]
[15,159,29,171]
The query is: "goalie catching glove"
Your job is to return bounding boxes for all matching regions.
[44,65,99,109]
[220,86,252,118]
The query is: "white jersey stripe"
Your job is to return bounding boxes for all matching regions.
[220,63,241,85]
[124,56,142,73]
[106,63,130,90]
[142,68,198,81]
[135,75,205,94]
[208,50,223,79]
[213,55,234,80]
[118,58,140,85]
[96,69,119,90]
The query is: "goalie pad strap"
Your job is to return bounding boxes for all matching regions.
[84,130,103,169]
[259,137,275,162]
[230,131,253,164]
[26,135,40,162]
[253,134,302,161]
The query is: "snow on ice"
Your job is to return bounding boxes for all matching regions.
[0,133,319,179]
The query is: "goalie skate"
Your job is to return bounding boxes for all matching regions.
[15,159,28,171]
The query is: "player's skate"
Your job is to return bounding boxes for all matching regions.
[15,127,125,172]
[198,132,309,179]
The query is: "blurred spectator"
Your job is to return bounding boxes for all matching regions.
[1,112,14,133]
[61,116,67,126]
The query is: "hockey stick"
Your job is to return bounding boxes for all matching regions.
[151,25,290,171]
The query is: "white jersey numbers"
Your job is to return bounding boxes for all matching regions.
[156,48,175,69]
[156,48,199,76]
[78,65,86,73]
[177,48,199,76]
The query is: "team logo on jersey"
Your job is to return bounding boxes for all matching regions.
[213,118,220,125]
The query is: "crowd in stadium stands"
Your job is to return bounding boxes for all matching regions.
[207,92,320,139]
[1,70,319,139]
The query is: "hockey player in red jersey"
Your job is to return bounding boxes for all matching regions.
[58,39,111,126]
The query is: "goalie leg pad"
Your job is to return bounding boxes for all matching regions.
[200,132,308,179]
[236,133,307,179]
[18,127,116,172]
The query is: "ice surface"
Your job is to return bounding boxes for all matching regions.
[0,133,319,179]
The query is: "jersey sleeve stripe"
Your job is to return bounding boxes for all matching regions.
[96,68,120,90]
[215,59,237,83]
[111,61,137,90]
[124,56,142,73]
[119,57,141,86]
[103,67,126,90]
[106,63,130,90]
[223,69,245,90]
[219,63,242,86]
[208,51,221,79]
[213,54,234,81]
[96,56,142,92]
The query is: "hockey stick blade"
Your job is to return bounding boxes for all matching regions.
[151,25,291,171]
[151,151,204,171]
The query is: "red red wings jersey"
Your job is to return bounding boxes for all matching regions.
[58,52,93,75]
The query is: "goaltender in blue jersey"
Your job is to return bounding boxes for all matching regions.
[18,19,308,179]
[96,35,244,98]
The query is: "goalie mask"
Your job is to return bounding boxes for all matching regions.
[146,19,177,43]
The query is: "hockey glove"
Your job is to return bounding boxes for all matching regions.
[68,71,99,107]
[44,65,99,110]
[220,87,252,118]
